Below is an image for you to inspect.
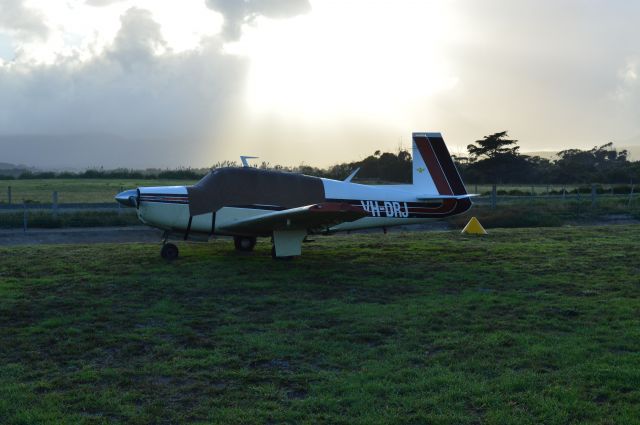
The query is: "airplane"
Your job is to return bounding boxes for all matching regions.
[115,132,474,260]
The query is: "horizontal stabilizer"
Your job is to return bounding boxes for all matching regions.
[416,194,478,201]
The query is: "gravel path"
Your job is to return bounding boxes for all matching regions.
[0,226,164,246]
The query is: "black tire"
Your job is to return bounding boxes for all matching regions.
[234,236,256,252]
[161,243,179,261]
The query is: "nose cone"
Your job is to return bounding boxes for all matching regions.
[115,189,139,207]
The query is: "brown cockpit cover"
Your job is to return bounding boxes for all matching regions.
[187,168,326,216]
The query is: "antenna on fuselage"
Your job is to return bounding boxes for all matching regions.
[343,167,360,182]
[240,156,258,167]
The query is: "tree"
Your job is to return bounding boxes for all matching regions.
[464,131,529,183]
[357,149,412,182]
[467,131,519,161]
[554,143,631,183]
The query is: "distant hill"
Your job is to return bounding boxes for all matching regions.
[0,162,18,170]
[0,133,159,170]
[524,145,640,161]
[0,162,33,177]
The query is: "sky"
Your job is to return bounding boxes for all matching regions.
[0,0,639,169]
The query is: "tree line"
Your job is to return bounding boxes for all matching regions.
[457,131,638,184]
[1,131,638,184]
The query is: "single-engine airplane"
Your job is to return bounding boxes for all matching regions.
[115,132,474,259]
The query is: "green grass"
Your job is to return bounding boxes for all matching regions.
[1,226,640,424]
[0,179,197,204]
[0,210,140,229]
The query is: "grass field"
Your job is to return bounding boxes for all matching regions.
[0,179,197,204]
[0,179,635,204]
[1,226,639,424]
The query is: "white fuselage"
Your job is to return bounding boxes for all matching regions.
[135,178,462,238]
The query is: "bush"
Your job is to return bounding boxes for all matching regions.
[450,207,563,229]
[612,185,633,194]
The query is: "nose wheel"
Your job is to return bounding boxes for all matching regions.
[161,242,179,260]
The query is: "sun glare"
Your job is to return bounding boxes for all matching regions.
[226,0,458,122]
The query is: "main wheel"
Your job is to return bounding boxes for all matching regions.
[161,243,179,260]
[234,236,256,252]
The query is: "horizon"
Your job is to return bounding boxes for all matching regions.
[1,1,640,168]
[3,139,640,173]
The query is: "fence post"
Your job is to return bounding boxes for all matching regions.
[491,184,497,209]
[7,186,11,205]
[546,185,549,196]
[562,186,566,200]
[475,183,478,194]
[591,184,597,207]
[52,191,58,218]
[629,180,635,207]
[23,202,27,233]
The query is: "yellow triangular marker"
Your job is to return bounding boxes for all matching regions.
[461,217,487,235]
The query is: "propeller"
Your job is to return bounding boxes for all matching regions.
[115,189,139,208]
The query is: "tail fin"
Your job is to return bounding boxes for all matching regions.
[412,132,467,195]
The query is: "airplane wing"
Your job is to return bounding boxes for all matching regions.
[218,202,367,235]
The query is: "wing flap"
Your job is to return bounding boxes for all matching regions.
[218,202,367,235]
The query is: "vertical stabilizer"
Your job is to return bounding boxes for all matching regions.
[412,132,467,196]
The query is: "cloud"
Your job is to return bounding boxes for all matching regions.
[0,0,49,41]
[85,0,129,6]
[205,0,310,40]
[612,56,640,113]
[418,0,640,149]
[0,7,247,168]
[2,0,640,169]
[108,7,168,67]
[620,58,638,85]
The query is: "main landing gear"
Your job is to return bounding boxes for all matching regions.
[234,236,257,252]
[160,230,179,260]
[161,242,179,260]
[270,245,294,261]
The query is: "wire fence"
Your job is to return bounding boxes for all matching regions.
[1,183,635,207]
[472,184,637,208]
[0,183,637,232]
